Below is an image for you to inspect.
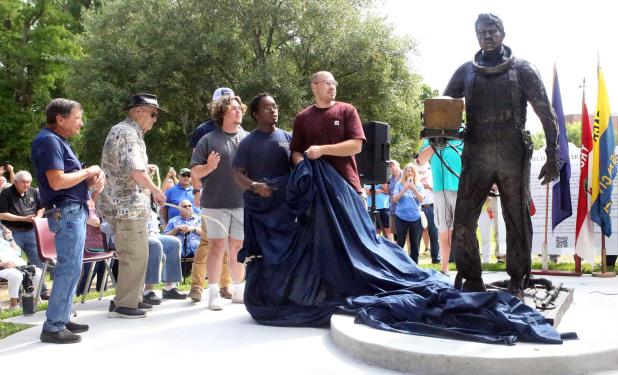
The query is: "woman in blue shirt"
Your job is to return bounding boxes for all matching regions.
[392,163,425,263]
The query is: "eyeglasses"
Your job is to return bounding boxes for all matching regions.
[181,173,191,177]
[314,80,338,87]
[181,204,192,208]
[477,29,500,37]
[262,104,278,112]
[142,109,159,118]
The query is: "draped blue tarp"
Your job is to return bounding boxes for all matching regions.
[239,159,563,345]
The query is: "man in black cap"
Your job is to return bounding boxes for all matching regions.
[98,93,167,318]
[444,14,560,298]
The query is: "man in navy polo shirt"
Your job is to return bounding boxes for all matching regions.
[32,98,105,344]
[160,168,197,226]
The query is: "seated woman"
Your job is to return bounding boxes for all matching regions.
[0,226,42,310]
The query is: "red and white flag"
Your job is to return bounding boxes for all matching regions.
[575,96,595,263]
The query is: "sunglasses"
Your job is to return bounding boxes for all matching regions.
[181,204,192,208]
[181,173,191,177]
[142,109,159,118]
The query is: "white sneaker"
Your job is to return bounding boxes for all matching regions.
[232,283,244,303]
[208,286,223,311]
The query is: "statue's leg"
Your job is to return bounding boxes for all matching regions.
[496,129,533,299]
[453,136,495,291]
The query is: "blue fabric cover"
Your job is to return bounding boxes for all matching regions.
[239,159,562,345]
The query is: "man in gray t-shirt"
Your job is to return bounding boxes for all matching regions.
[191,129,247,209]
[190,95,249,310]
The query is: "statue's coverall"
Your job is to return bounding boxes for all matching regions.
[443,45,559,291]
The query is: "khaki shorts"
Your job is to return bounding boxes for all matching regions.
[433,190,457,232]
[201,208,244,240]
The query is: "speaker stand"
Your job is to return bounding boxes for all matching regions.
[368,184,387,237]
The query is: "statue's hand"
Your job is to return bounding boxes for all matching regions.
[538,157,562,185]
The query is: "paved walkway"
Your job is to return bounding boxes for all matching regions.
[1,271,618,375]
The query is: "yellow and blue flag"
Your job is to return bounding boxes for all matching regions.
[591,66,617,236]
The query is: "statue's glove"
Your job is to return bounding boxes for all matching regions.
[538,151,562,185]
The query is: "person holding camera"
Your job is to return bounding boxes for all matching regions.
[391,163,425,264]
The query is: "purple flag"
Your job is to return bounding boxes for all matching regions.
[551,66,572,229]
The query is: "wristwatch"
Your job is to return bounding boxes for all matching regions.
[250,182,258,193]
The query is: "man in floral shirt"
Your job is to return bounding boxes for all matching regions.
[98,94,166,319]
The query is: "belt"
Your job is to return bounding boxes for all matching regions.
[43,200,85,210]
[422,203,434,208]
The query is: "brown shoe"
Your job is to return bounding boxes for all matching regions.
[189,288,202,302]
[220,286,233,299]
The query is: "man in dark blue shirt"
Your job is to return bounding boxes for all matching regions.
[233,93,292,194]
[32,98,105,344]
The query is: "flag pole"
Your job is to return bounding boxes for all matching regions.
[591,56,616,278]
[533,71,582,277]
[542,184,550,271]
[572,77,589,274]
[593,235,615,277]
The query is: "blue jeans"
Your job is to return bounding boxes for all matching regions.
[44,202,87,332]
[12,229,43,268]
[145,234,182,284]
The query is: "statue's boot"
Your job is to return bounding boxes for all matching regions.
[461,277,487,292]
[507,278,525,300]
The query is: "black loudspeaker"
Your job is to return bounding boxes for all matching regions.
[357,121,390,184]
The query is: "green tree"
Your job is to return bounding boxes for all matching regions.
[531,131,546,150]
[532,121,583,151]
[0,0,81,172]
[71,0,423,168]
[566,121,581,148]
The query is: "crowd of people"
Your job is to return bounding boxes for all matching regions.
[0,71,516,342]
[0,12,598,347]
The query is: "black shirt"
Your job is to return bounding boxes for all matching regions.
[0,185,42,231]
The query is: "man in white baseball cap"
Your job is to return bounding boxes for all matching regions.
[185,87,236,302]
[188,87,235,149]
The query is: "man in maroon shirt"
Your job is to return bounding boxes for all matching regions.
[290,71,366,192]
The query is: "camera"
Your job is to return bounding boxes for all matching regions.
[17,265,36,279]
[17,265,36,293]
